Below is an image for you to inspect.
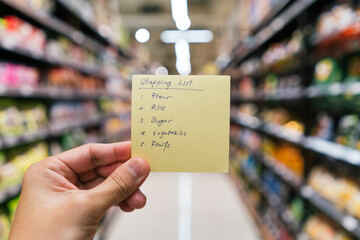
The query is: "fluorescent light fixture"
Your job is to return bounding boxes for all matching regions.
[175,39,190,59]
[161,30,214,43]
[171,0,191,31]
[176,59,191,75]
[175,40,191,75]
[176,17,191,31]
[135,28,150,43]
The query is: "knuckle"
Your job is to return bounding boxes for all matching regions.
[109,171,132,196]
[41,158,56,169]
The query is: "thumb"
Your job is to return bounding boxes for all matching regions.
[90,157,150,210]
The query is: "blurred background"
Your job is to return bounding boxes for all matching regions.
[1,0,360,240]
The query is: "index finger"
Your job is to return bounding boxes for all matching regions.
[53,141,131,174]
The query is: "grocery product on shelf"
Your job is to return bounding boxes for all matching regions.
[56,0,130,49]
[47,68,104,91]
[313,58,342,85]
[0,62,39,89]
[0,16,47,55]
[102,117,124,136]
[49,101,98,127]
[308,167,360,219]
[0,1,135,239]
[303,215,351,240]
[312,113,335,141]
[262,31,304,74]
[262,208,294,240]
[344,56,360,82]
[314,3,360,58]
[315,4,355,40]
[46,37,99,68]
[239,58,263,77]
[0,142,48,193]
[261,108,304,134]
[0,99,48,139]
[237,77,255,99]
[98,99,130,115]
[288,196,305,224]
[263,139,304,178]
[61,128,90,151]
[335,115,359,149]
[262,74,278,97]
[0,15,104,70]
[228,0,360,239]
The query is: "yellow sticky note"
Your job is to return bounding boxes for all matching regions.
[131,75,230,172]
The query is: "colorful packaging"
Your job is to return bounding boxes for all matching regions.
[314,58,342,85]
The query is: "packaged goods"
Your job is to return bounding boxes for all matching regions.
[0,16,46,55]
[314,58,342,85]
[0,62,39,89]
[308,167,360,218]
[0,100,48,138]
[304,215,351,240]
[47,68,104,91]
[312,113,335,141]
[49,101,98,126]
[336,115,359,149]
[345,56,360,82]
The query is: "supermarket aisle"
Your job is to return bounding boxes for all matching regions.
[105,173,260,240]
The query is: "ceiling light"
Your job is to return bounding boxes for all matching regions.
[155,66,169,75]
[176,17,191,31]
[175,40,191,75]
[171,0,191,31]
[135,28,150,43]
[161,30,214,43]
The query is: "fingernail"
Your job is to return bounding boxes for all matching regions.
[127,158,147,178]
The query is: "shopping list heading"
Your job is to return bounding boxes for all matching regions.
[131,75,230,172]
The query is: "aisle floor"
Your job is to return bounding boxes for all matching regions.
[104,173,260,240]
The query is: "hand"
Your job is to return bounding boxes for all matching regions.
[9,142,150,240]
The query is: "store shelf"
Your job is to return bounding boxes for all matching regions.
[231,114,304,145]
[0,113,118,151]
[229,167,276,240]
[100,124,131,143]
[234,137,360,239]
[260,156,302,190]
[235,142,360,238]
[251,0,291,35]
[303,137,360,166]
[0,86,126,101]
[305,82,360,98]
[232,81,358,103]
[0,122,130,206]
[232,114,360,167]
[0,43,106,78]
[228,0,318,68]
[300,185,360,239]
[231,89,304,103]
[232,82,360,104]
[263,186,301,235]
[240,166,301,236]
[0,0,104,54]
[53,0,130,59]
